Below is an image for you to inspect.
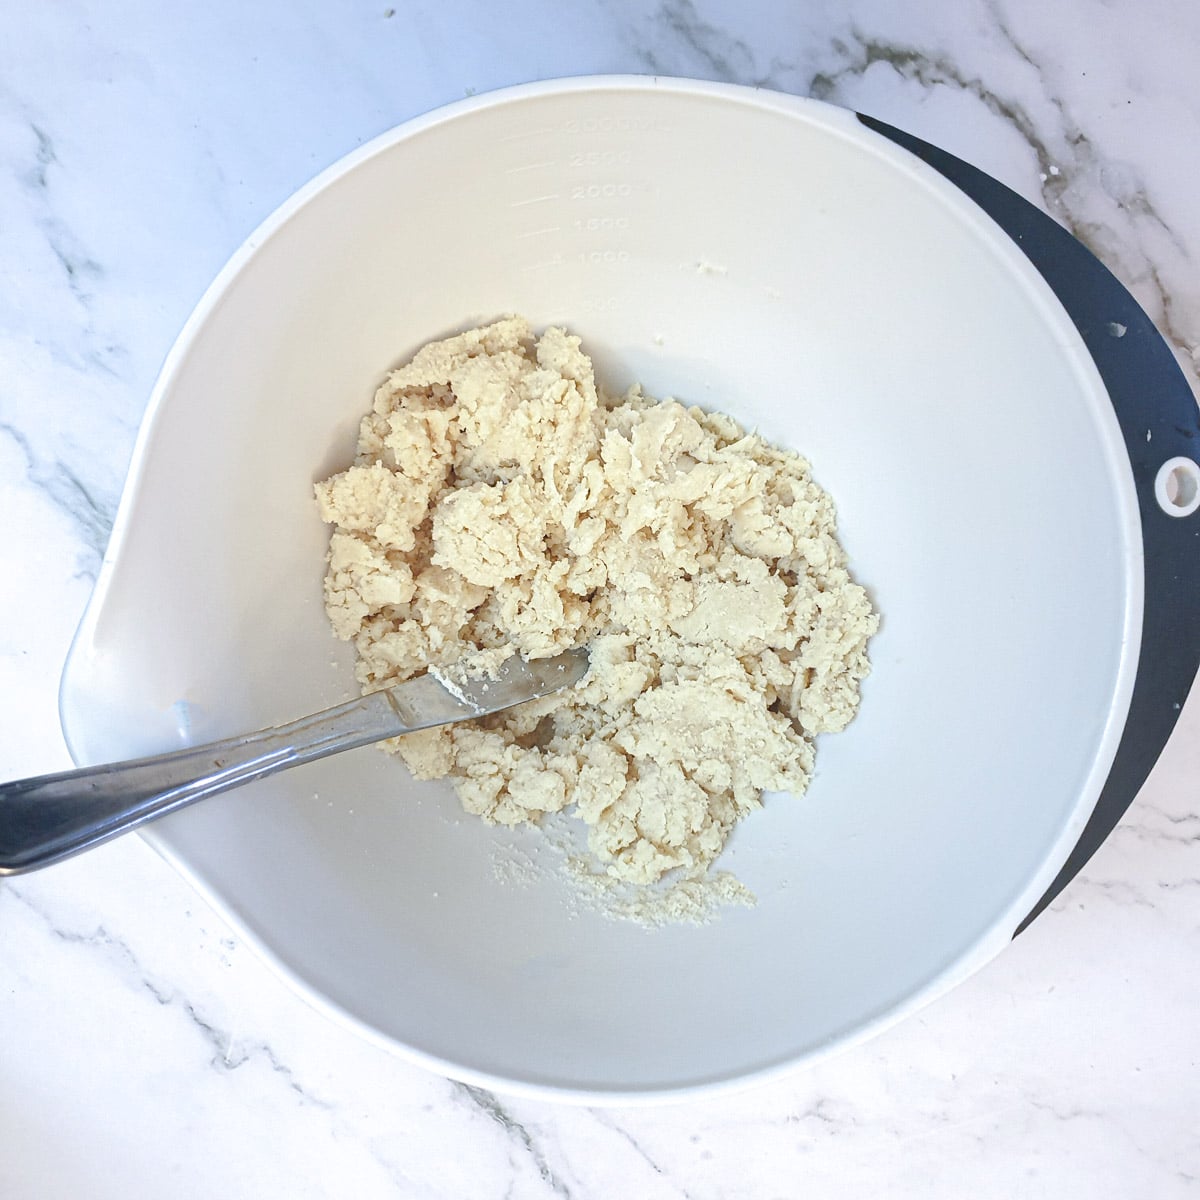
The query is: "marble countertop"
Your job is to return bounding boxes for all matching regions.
[3,2,1198,1196]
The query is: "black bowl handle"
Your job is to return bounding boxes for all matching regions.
[857,113,1200,933]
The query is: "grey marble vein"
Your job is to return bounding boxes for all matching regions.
[1154,876,1200,891]
[587,1111,693,1198]
[984,4,1186,255]
[0,108,135,566]
[618,3,1199,369]
[1066,875,1157,909]
[4,882,332,1111]
[0,419,116,571]
[25,121,55,190]
[632,0,767,84]
[16,119,109,325]
[787,1096,842,1129]
[1118,807,1200,846]
[811,30,1068,199]
[454,1083,574,1198]
[808,20,1198,364]
[984,11,1197,358]
[1027,1097,1108,1123]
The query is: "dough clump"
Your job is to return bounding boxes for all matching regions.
[316,317,877,888]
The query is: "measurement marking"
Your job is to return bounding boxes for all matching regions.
[515,226,561,240]
[500,126,557,142]
[509,193,561,208]
[521,255,564,273]
[504,160,557,175]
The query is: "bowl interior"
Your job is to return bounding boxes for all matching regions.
[61,81,1139,1097]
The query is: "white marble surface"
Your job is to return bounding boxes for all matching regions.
[2,1,1199,1195]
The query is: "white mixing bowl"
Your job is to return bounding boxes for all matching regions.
[60,78,1149,1100]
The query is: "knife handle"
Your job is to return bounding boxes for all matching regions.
[0,690,403,875]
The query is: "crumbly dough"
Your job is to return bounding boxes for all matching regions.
[316,317,877,889]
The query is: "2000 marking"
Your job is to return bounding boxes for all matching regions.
[568,150,631,168]
[574,216,630,231]
[570,183,632,200]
